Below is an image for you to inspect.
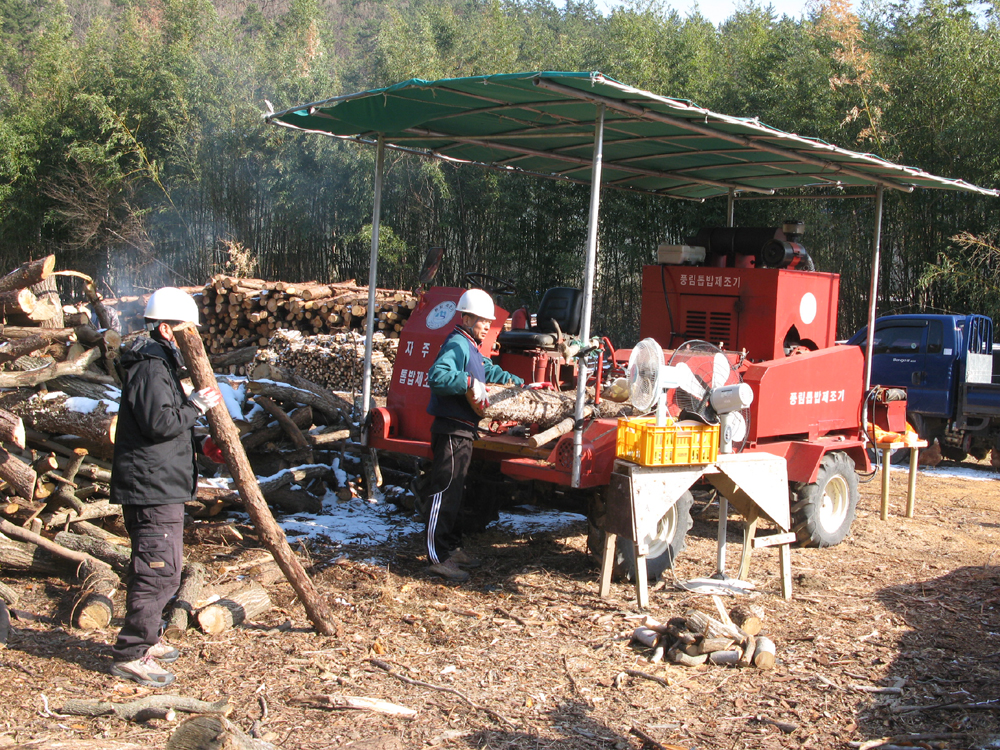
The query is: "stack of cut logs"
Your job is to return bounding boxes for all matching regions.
[198,276,417,356]
[632,604,776,669]
[249,330,397,396]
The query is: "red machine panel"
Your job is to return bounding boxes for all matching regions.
[640,265,840,361]
[375,287,507,445]
[742,345,865,443]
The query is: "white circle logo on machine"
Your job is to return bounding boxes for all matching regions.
[799,292,817,325]
[425,301,457,330]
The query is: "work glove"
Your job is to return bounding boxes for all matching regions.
[466,378,489,417]
[189,386,222,414]
[201,435,225,464]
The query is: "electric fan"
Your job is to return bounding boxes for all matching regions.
[627,338,680,426]
[668,340,753,453]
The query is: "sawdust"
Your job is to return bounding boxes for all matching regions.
[1,459,999,750]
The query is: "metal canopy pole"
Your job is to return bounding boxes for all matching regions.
[726,189,735,227]
[572,104,605,489]
[360,135,385,441]
[863,185,884,391]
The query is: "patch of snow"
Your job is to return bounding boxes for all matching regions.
[919,464,1000,482]
[218,381,245,421]
[63,396,119,414]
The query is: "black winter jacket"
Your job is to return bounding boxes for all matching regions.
[110,337,202,506]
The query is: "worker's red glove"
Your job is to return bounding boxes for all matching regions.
[526,381,554,390]
[201,435,225,464]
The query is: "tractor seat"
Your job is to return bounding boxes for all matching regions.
[497,287,583,350]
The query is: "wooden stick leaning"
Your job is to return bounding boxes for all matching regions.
[172,322,339,636]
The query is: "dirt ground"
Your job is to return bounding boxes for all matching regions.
[2,459,1000,750]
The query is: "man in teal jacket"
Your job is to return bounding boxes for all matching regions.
[424,288,523,581]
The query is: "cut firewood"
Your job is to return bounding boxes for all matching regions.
[196,580,273,634]
[166,714,277,750]
[0,347,101,388]
[43,499,121,529]
[729,603,765,636]
[0,255,56,293]
[0,335,49,365]
[0,531,65,576]
[0,288,38,316]
[253,396,311,450]
[12,392,117,448]
[246,377,349,424]
[54,530,130,573]
[0,580,19,607]
[173,322,339,636]
[0,446,36,500]
[242,406,313,452]
[163,562,208,639]
[752,636,776,669]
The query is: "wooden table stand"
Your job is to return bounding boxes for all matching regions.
[599,453,793,608]
[876,439,928,520]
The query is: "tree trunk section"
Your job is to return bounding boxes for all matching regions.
[31,274,64,329]
[752,636,776,669]
[166,715,278,750]
[196,581,272,634]
[11,392,117,447]
[172,322,339,636]
[0,288,37,316]
[728,604,765,636]
[0,335,49,365]
[0,446,38,500]
[0,255,56,293]
[163,562,208,639]
[0,347,101,388]
[54,530,130,573]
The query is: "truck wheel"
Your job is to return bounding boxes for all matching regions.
[790,452,859,547]
[613,491,694,581]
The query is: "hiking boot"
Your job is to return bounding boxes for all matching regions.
[111,655,176,687]
[449,548,482,568]
[428,558,470,582]
[147,640,180,664]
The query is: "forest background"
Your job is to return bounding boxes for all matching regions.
[1,0,998,344]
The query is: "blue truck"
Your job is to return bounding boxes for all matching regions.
[847,313,1000,461]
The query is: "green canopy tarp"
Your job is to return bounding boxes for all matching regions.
[267,71,997,201]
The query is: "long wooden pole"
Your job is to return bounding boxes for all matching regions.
[172,322,339,636]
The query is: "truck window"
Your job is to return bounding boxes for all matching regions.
[872,325,925,355]
[926,320,943,354]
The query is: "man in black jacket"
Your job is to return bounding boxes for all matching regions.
[109,287,222,687]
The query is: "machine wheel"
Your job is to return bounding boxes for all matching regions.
[790,451,859,548]
[587,490,694,582]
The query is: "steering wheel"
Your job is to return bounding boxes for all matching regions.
[464,272,516,297]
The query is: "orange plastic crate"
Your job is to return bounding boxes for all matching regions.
[616,417,719,467]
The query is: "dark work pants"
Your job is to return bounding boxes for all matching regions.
[112,503,184,662]
[425,432,474,565]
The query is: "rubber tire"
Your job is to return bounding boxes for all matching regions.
[612,490,695,581]
[865,446,909,467]
[790,451,859,548]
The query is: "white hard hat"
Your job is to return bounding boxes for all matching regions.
[144,287,200,328]
[456,288,495,321]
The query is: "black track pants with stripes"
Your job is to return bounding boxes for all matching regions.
[424,432,474,565]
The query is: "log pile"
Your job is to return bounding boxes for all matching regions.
[249,329,397,396]
[197,276,416,357]
[631,605,776,669]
